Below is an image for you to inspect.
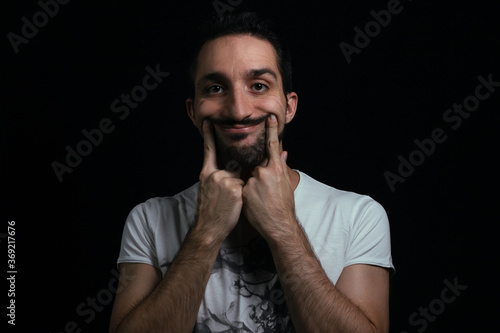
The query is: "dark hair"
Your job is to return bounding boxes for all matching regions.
[188,12,292,98]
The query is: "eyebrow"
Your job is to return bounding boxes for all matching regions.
[196,67,278,89]
[248,68,278,80]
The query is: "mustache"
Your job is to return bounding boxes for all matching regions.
[209,115,269,127]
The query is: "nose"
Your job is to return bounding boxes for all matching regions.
[224,86,252,122]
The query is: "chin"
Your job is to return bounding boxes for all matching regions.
[215,129,267,170]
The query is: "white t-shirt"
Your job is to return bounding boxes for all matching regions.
[117,171,394,332]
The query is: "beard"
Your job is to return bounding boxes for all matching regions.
[212,115,285,171]
[215,126,267,170]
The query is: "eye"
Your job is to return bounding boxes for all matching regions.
[251,83,268,92]
[206,85,224,94]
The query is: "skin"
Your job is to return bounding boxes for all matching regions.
[109,34,390,333]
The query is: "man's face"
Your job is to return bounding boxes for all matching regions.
[187,34,297,170]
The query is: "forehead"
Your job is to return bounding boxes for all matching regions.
[195,34,280,81]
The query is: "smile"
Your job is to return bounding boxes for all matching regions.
[217,124,259,134]
[210,115,269,142]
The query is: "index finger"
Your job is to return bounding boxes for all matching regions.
[201,119,218,173]
[266,114,281,165]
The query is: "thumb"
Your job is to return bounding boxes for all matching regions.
[281,151,288,164]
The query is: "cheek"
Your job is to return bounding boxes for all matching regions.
[256,96,288,124]
[193,99,220,124]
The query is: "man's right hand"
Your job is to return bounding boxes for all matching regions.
[196,119,244,242]
[110,120,242,333]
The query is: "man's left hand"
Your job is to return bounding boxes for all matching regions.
[242,114,297,243]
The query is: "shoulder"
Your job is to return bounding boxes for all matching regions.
[126,182,200,229]
[294,172,394,277]
[295,171,386,217]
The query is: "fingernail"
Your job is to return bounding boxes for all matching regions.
[269,115,276,121]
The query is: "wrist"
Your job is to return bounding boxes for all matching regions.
[190,217,226,250]
[265,215,303,251]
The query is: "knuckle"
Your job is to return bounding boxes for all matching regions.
[199,170,209,181]
[253,166,263,177]
[268,137,279,149]
[199,168,215,182]
[271,163,282,173]
[204,143,214,154]
[246,177,256,187]
[220,176,234,188]
[255,166,272,179]
[230,185,242,197]
[211,170,224,182]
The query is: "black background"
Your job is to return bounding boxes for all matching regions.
[3,0,499,332]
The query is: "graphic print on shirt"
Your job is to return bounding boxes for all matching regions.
[195,236,293,333]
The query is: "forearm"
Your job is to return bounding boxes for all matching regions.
[269,220,378,333]
[116,222,222,333]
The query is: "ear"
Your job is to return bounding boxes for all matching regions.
[186,97,196,125]
[285,92,298,124]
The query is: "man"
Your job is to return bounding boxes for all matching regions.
[110,12,394,333]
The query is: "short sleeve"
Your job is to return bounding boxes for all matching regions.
[117,199,160,269]
[344,197,394,273]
